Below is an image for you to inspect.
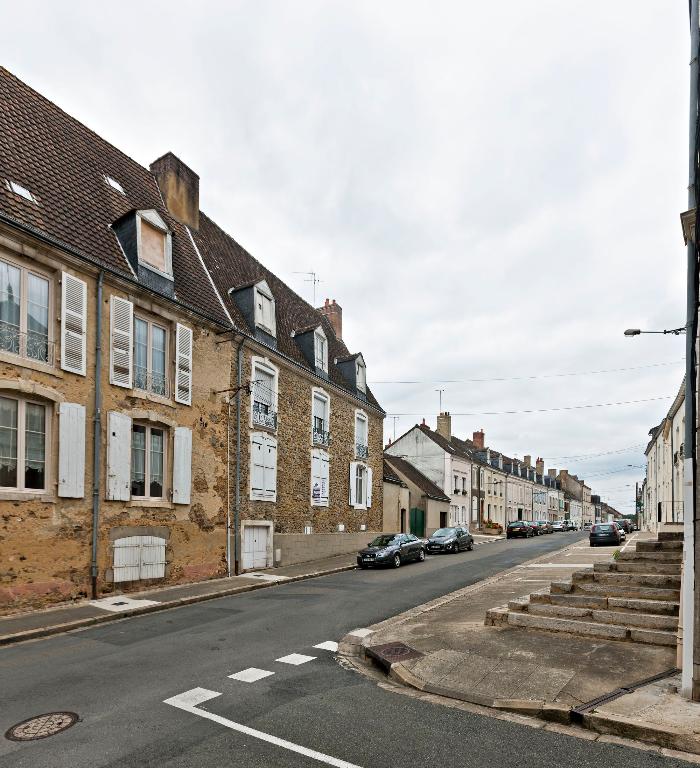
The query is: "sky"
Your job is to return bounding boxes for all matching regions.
[0,1,690,513]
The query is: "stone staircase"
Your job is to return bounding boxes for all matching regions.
[500,532,682,647]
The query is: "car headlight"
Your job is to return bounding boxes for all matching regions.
[444,539,455,544]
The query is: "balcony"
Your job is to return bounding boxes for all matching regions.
[134,366,171,398]
[0,322,54,366]
[313,428,330,446]
[253,404,278,430]
[355,442,369,459]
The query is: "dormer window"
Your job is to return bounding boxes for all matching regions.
[356,358,366,393]
[254,281,276,336]
[314,327,327,372]
[6,180,35,202]
[136,210,172,278]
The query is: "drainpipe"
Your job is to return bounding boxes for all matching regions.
[226,395,232,577]
[90,271,104,600]
[234,337,245,576]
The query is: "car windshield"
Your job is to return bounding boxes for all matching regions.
[536,521,547,525]
[369,535,398,547]
[593,525,613,532]
[433,528,456,537]
[508,522,523,527]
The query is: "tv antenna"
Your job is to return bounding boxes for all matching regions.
[293,271,323,305]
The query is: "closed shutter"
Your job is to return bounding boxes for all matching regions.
[61,273,87,375]
[251,434,265,497]
[113,535,166,582]
[263,436,277,500]
[311,449,329,505]
[107,411,132,500]
[58,402,86,497]
[320,451,329,505]
[173,427,192,504]
[175,323,193,405]
[110,296,133,388]
[366,467,373,508]
[349,462,357,506]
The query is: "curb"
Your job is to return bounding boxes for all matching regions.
[0,563,356,647]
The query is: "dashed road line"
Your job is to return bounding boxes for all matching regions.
[164,688,363,768]
[276,653,316,665]
[314,641,339,652]
[228,667,274,683]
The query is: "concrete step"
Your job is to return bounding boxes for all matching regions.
[593,561,680,575]
[636,540,683,553]
[658,531,684,542]
[618,551,682,563]
[526,603,678,631]
[529,592,679,615]
[607,596,680,615]
[572,582,680,601]
[506,611,677,646]
[572,571,681,589]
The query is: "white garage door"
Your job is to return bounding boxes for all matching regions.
[243,526,269,570]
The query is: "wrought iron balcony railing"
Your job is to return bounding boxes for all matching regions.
[355,442,369,459]
[253,404,278,430]
[134,366,171,398]
[0,322,53,365]
[313,429,330,446]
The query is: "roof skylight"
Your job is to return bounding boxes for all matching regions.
[6,180,35,202]
[105,175,125,194]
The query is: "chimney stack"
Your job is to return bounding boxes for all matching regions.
[317,298,342,340]
[524,455,532,468]
[536,457,544,476]
[150,152,199,230]
[548,468,557,479]
[436,412,452,441]
[472,429,485,449]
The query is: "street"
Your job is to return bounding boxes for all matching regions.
[0,533,688,768]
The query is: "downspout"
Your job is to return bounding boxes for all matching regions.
[234,336,245,576]
[226,395,232,577]
[90,271,104,600]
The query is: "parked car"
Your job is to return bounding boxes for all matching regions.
[583,522,592,532]
[617,519,633,534]
[614,522,626,541]
[565,520,579,531]
[426,526,474,554]
[533,520,554,534]
[589,523,622,547]
[357,533,425,568]
[551,520,566,532]
[506,521,534,539]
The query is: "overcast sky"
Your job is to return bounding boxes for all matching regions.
[1,2,690,512]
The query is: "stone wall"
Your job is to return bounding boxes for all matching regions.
[274,531,381,566]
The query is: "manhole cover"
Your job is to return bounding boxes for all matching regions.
[5,712,79,741]
[366,642,423,671]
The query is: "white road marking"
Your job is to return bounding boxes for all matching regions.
[276,653,316,665]
[89,596,160,612]
[229,667,274,683]
[314,641,339,652]
[164,688,363,768]
[245,572,290,582]
[621,533,638,553]
[518,563,593,568]
[347,628,373,638]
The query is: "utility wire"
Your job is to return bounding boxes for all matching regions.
[372,359,682,385]
[543,444,646,461]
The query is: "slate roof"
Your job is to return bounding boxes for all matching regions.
[382,459,405,486]
[384,455,450,502]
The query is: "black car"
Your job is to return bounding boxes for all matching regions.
[427,526,474,554]
[617,519,633,534]
[506,521,534,538]
[357,533,425,568]
[589,523,622,547]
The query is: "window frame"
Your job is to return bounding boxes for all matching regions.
[0,393,50,493]
[135,210,173,280]
[254,281,276,337]
[251,357,279,432]
[311,447,330,507]
[354,408,369,459]
[354,462,368,509]
[250,431,277,502]
[133,314,170,398]
[130,422,167,501]
[314,327,328,372]
[355,358,366,393]
[311,387,330,446]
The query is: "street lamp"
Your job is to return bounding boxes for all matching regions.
[624,327,686,336]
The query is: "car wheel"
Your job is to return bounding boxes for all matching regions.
[452,543,459,553]
[359,562,368,569]
[393,553,401,568]
[418,549,425,562]
[467,540,474,551]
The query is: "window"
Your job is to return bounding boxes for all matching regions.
[453,474,459,493]
[355,359,366,392]
[472,466,477,486]
[312,390,330,445]
[462,477,467,493]
[134,317,168,396]
[0,395,47,491]
[6,180,35,202]
[314,328,327,372]
[252,361,277,430]
[254,282,276,336]
[0,258,51,365]
[355,410,368,458]
[356,464,366,505]
[311,448,329,506]
[131,424,165,499]
[251,433,277,501]
[136,210,172,277]
[350,461,372,508]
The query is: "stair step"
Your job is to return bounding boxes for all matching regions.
[528,604,592,619]
[618,551,682,563]
[531,593,608,609]
[658,531,684,542]
[636,540,683,553]
[572,583,680,601]
[590,609,678,631]
[607,597,680,615]
[630,628,678,646]
[594,561,680,575]
[571,571,680,589]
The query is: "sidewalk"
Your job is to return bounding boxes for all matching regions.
[341,533,700,760]
[0,552,357,647]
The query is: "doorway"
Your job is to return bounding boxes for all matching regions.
[243,525,269,569]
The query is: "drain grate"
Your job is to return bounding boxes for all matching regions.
[5,712,79,741]
[366,642,423,671]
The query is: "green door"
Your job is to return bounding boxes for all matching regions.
[409,507,425,537]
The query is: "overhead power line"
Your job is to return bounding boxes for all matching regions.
[387,395,672,418]
[372,359,683,385]
[543,444,646,461]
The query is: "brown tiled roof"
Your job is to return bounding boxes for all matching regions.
[384,455,450,501]
[0,67,230,326]
[383,459,405,486]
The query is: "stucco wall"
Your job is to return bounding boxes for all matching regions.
[274,531,381,566]
[383,481,409,532]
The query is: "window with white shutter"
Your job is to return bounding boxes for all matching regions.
[263,436,277,500]
[58,402,85,497]
[366,467,373,508]
[113,535,166,582]
[175,323,193,405]
[349,462,368,508]
[254,282,276,336]
[106,411,132,500]
[61,272,87,375]
[110,296,133,388]
[311,448,329,506]
[173,427,192,504]
[349,461,357,506]
[250,432,276,501]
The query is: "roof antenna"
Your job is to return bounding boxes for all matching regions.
[293,271,323,305]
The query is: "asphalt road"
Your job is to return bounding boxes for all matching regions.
[0,532,688,768]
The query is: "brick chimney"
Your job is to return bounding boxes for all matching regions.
[436,412,451,440]
[536,457,544,476]
[317,298,342,340]
[150,152,199,230]
[548,468,557,479]
[524,455,532,468]
[472,430,485,449]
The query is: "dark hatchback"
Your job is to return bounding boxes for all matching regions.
[589,523,622,547]
[427,526,474,554]
[357,533,425,569]
[506,521,534,539]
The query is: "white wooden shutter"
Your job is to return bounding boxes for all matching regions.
[175,323,193,405]
[349,462,357,506]
[61,273,87,375]
[173,427,192,504]
[110,296,133,388]
[263,436,277,500]
[251,435,264,497]
[58,402,85,497]
[107,411,132,500]
[311,451,322,504]
[366,467,373,508]
[320,451,329,505]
